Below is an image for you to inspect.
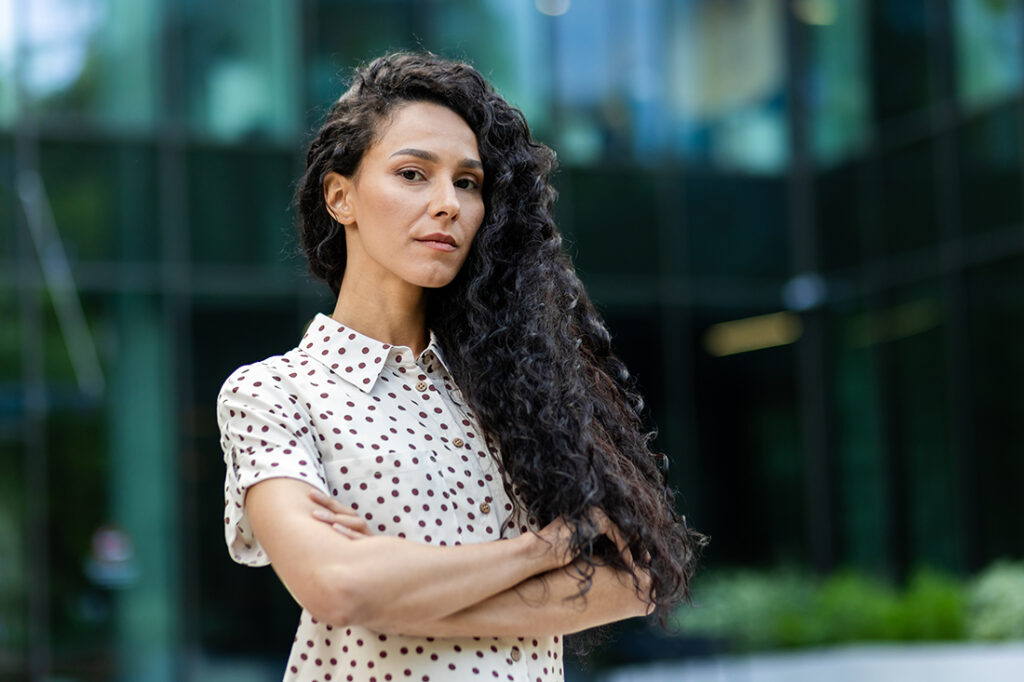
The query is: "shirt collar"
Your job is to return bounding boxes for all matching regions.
[300,313,452,393]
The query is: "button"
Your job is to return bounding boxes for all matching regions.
[416,381,428,392]
[452,437,465,448]
[510,647,521,662]
[479,502,491,514]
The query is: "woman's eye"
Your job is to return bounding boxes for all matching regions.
[399,169,422,181]
[455,178,479,190]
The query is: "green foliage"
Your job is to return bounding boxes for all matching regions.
[966,561,1024,640]
[673,565,967,652]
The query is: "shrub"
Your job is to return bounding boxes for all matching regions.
[966,561,1024,640]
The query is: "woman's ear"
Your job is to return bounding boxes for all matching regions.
[323,171,355,225]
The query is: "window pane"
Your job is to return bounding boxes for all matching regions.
[685,172,790,278]
[186,145,298,270]
[20,0,160,130]
[427,0,552,136]
[0,0,15,127]
[666,0,789,171]
[968,257,1024,559]
[557,167,660,281]
[0,133,13,260]
[189,301,307,669]
[305,0,419,122]
[181,0,301,142]
[831,300,888,571]
[870,0,938,122]
[880,139,938,254]
[958,102,1023,235]
[38,139,160,263]
[816,160,864,273]
[804,0,870,164]
[954,0,1024,110]
[692,308,802,564]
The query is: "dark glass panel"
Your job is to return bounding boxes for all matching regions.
[37,140,159,262]
[0,133,13,260]
[958,101,1023,235]
[20,0,160,130]
[830,301,888,571]
[556,167,660,280]
[180,0,301,141]
[691,308,802,565]
[886,292,956,570]
[305,0,420,121]
[685,172,790,278]
[954,0,1024,110]
[870,0,938,122]
[45,406,114,680]
[186,145,299,270]
[968,256,1024,560]
[0,431,26,678]
[189,299,306,664]
[816,160,864,273]
[880,139,938,254]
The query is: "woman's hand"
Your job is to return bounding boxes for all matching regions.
[308,490,371,539]
[533,507,636,571]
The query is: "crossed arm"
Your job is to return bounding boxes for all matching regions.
[245,478,651,637]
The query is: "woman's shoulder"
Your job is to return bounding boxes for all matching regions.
[217,346,312,404]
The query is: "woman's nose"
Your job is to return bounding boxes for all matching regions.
[430,182,459,221]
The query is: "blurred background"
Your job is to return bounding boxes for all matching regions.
[1,0,1023,680]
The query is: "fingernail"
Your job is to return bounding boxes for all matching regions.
[313,510,332,521]
[333,523,354,536]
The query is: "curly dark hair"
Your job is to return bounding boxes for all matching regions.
[294,52,704,633]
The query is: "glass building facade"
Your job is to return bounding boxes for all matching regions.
[1,0,1022,679]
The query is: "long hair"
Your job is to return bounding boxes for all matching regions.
[294,52,704,633]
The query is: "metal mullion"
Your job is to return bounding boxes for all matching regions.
[785,2,837,572]
[930,0,982,573]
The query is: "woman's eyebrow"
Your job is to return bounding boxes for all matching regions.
[390,147,483,171]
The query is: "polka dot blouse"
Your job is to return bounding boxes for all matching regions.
[217,313,564,681]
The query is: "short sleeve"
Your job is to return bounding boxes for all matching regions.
[216,361,329,566]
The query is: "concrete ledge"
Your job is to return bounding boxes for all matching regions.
[600,642,1024,682]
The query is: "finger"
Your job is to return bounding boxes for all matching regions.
[331,523,367,538]
[311,509,370,533]
[309,490,357,515]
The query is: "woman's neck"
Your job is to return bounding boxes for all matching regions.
[331,278,429,356]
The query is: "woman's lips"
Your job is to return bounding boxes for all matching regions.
[417,239,457,252]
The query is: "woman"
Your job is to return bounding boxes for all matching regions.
[217,52,703,682]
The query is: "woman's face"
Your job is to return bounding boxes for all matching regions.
[324,101,486,292]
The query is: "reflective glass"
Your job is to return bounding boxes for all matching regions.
[870,0,938,121]
[831,300,887,570]
[181,0,301,142]
[885,289,956,569]
[816,160,863,273]
[692,309,801,564]
[0,133,13,260]
[0,432,26,678]
[968,257,1024,559]
[954,0,1024,110]
[189,301,308,669]
[556,167,660,280]
[880,139,938,254]
[665,0,789,172]
[957,101,1023,234]
[0,0,15,126]
[685,173,790,277]
[804,0,870,164]
[19,0,160,129]
[38,139,160,263]
[427,0,552,136]
[39,292,180,680]
[305,0,419,124]
[185,145,298,270]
